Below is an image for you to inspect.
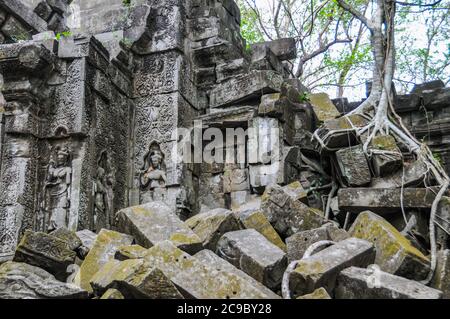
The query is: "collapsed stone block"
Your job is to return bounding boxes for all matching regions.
[286,227,329,263]
[349,211,430,280]
[90,259,183,299]
[289,238,375,297]
[338,188,440,214]
[76,229,97,259]
[315,114,369,149]
[236,209,286,251]
[13,230,76,281]
[115,202,202,254]
[336,266,442,299]
[115,245,148,261]
[185,208,242,250]
[216,229,287,289]
[49,227,82,251]
[194,249,281,298]
[144,240,277,299]
[309,93,341,123]
[209,70,283,108]
[261,184,326,237]
[0,261,88,299]
[297,287,332,299]
[100,288,125,299]
[250,38,297,61]
[336,145,371,186]
[370,135,403,177]
[75,229,133,293]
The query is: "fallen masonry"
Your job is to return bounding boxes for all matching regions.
[0,0,449,300]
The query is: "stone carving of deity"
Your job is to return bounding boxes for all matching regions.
[139,142,167,203]
[43,145,72,231]
[93,151,115,231]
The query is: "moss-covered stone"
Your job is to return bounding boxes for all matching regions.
[115,245,148,261]
[290,238,375,297]
[74,229,133,293]
[297,287,331,299]
[144,240,277,299]
[309,93,340,122]
[90,258,183,299]
[261,184,326,237]
[49,227,82,251]
[185,208,242,251]
[13,230,76,281]
[349,211,430,280]
[237,210,286,251]
[100,288,125,299]
[116,202,202,254]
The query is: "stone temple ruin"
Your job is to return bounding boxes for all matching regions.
[0,0,450,299]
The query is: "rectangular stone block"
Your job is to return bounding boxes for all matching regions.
[115,202,202,254]
[349,211,430,281]
[144,240,277,299]
[75,229,133,292]
[336,145,371,186]
[290,238,375,297]
[237,209,286,251]
[286,227,329,263]
[261,184,326,237]
[309,93,341,123]
[336,266,442,299]
[250,38,297,61]
[194,249,281,298]
[90,258,184,299]
[338,188,440,214]
[209,70,283,108]
[185,208,242,250]
[13,230,76,281]
[216,229,287,289]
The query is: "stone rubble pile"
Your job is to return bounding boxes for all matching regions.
[0,0,450,299]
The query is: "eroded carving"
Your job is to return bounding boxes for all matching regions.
[93,151,115,231]
[139,142,167,203]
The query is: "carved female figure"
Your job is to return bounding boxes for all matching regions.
[139,142,167,203]
[44,145,72,231]
[93,151,115,230]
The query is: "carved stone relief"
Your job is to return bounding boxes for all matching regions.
[139,141,167,204]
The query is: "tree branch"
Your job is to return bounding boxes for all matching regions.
[336,0,372,30]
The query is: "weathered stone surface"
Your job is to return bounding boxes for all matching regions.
[0,261,88,299]
[216,229,287,289]
[194,249,281,299]
[76,229,97,259]
[286,227,329,263]
[370,135,402,177]
[349,211,430,280]
[144,240,276,299]
[115,244,148,261]
[49,227,82,251]
[290,238,375,297]
[115,202,202,254]
[261,184,326,237]
[309,93,341,123]
[336,266,442,299]
[250,38,297,61]
[336,145,371,186]
[432,249,450,299]
[185,208,241,250]
[100,288,125,299]
[13,230,76,281]
[315,114,369,149]
[209,70,283,108]
[236,209,286,251]
[338,188,440,214]
[297,287,331,299]
[90,259,184,299]
[75,229,133,293]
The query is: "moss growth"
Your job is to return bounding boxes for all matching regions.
[371,135,398,151]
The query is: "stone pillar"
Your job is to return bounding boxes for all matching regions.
[130,0,199,219]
